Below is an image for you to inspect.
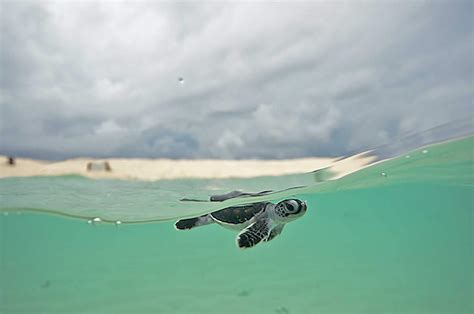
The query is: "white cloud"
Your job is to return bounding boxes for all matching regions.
[94,120,127,135]
[0,1,472,159]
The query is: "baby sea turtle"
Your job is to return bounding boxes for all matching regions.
[175,195,307,249]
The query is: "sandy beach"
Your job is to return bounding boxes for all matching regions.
[0,154,377,181]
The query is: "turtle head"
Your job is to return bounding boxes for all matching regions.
[274,199,307,222]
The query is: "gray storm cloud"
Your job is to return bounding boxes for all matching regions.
[0,1,472,160]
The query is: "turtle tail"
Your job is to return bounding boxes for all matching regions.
[174,214,214,230]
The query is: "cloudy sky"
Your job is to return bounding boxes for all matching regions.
[0,1,472,160]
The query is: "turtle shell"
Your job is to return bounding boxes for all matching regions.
[210,202,270,224]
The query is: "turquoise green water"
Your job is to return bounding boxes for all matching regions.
[1,136,473,313]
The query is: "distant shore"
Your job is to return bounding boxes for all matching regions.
[0,154,376,181]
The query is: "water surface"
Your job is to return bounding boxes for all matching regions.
[1,136,473,313]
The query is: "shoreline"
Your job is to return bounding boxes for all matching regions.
[0,154,376,181]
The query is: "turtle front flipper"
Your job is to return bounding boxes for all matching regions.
[265,224,285,242]
[235,218,271,249]
[175,214,214,230]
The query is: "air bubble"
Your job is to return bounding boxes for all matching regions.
[88,217,102,225]
[422,149,428,154]
[405,155,410,158]
[178,77,184,84]
[381,172,387,177]
[115,221,122,226]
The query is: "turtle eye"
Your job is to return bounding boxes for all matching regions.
[286,204,295,212]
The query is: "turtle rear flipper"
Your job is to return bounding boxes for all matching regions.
[236,218,271,249]
[175,214,214,230]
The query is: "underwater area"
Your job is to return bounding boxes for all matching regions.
[1,136,473,314]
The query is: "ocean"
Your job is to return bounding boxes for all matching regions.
[1,136,473,314]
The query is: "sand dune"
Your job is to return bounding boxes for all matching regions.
[0,154,376,181]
